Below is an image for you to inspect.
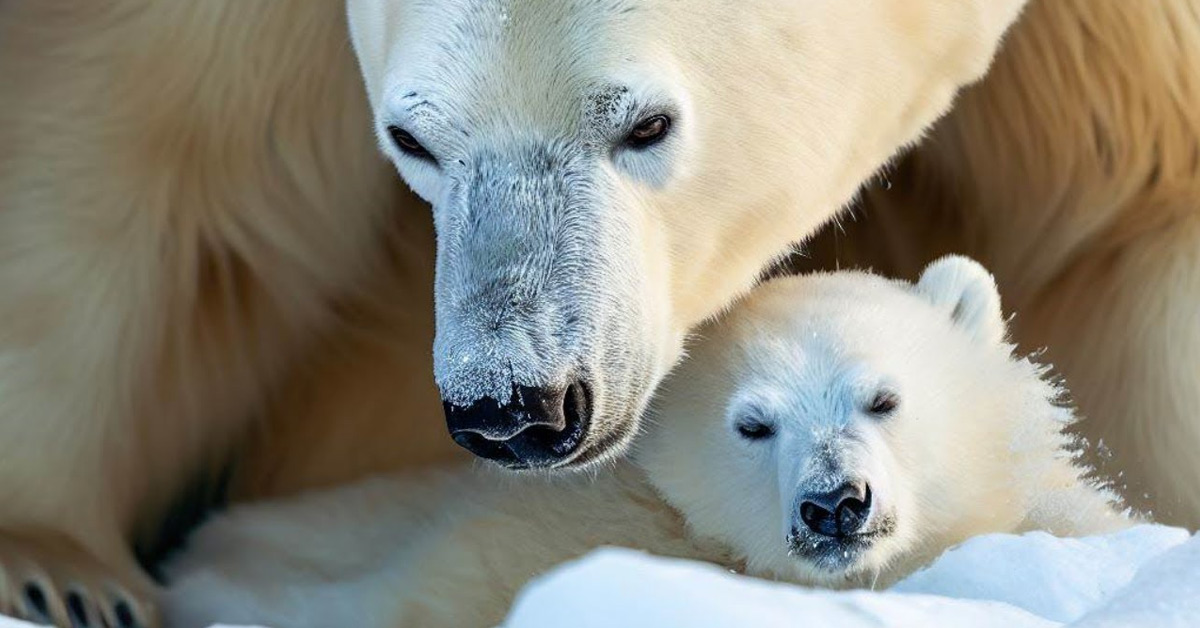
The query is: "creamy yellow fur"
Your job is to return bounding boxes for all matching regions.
[0,2,451,623]
[0,0,1193,625]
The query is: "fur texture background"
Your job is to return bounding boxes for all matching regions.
[0,0,1193,625]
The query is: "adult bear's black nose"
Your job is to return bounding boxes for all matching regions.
[443,379,592,468]
[798,481,872,538]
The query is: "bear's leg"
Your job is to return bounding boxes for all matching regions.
[1017,220,1200,528]
[0,2,399,626]
[0,146,267,627]
[0,533,158,628]
[0,6,216,625]
[0,205,185,628]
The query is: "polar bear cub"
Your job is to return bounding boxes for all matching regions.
[164,256,1128,628]
[638,255,1131,586]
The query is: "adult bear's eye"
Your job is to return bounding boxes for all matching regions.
[624,114,671,149]
[386,126,436,162]
[867,389,900,417]
[735,418,775,441]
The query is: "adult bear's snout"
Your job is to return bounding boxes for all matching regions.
[443,379,592,469]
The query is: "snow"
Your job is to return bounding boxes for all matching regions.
[0,525,1193,628]
[1070,531,1200,628]
[891,524,1191,623]
[505,525,1198,628]
[506,552,1056,628]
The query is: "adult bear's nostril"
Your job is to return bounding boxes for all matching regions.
[798,482,872,538]
[444,396,520,442]
[561,380,590,433]
[443,378,592,468]
[444,384,567,440]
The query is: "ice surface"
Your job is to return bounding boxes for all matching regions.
[0,525,1193,628]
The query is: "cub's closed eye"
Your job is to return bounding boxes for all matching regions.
[386,126,436,162]
[624,114,671,149]
[736,419,775,441]
[868,389,900,416]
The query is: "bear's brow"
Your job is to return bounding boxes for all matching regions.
[586,84,632,119]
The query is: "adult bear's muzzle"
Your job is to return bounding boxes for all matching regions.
[431,140,654,470]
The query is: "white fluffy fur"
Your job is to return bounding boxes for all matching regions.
[163,257,1126,628]
[639,256,1129,586]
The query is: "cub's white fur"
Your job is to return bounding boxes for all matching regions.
[164,257,1126,628]
[639,256,1129,586]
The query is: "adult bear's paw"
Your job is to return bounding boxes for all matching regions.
[0,532,158,628]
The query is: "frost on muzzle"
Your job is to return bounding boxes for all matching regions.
[431,142,640,469]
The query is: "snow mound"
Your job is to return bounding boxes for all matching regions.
[506,551,1055,628]
[506,525,1197,628]
[892,524,1190,623]
[0,525,1192,628]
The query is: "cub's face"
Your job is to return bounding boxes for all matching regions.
[345,0,1027,469]
[640,258,1008,585]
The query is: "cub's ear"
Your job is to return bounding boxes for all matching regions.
[914,255,1005,345]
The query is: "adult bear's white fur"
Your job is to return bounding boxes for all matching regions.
[0,3,1027,622]
[163,257,1127,628]
[6,1,1197,625]
[0,6,441,623]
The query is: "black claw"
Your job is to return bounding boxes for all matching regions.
[22,581,50,619]
[113,599,137,628]
[67,591,91,627]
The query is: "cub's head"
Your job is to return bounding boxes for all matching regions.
[640,256,1043,585]
[347,0,1028,469]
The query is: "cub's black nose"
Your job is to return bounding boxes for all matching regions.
[798,481,872,538]
[443,379,591,468]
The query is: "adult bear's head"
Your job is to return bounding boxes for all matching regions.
[347,0,1027,469]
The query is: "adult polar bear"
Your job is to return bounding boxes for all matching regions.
[344,0,1029,471]
[0,0,1194,626]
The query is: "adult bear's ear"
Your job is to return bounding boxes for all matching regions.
[914,255,1006,345]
